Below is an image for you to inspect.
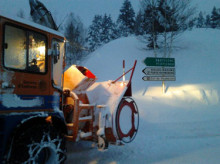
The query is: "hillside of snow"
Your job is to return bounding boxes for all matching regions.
[84,28,220,112]
[66,28,220,164]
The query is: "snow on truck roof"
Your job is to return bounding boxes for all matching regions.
[0,12,64,38]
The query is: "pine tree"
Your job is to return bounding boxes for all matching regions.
[87,14,118,52]
[117,0,135,36]
[142,2,161,49]
[134,10,145,35]
[157,0,172,32]
[87,15,103,51]
[197,11,205,28]
[64,13,86,65]
[188,18,196,30]
[205,14,211,28]
[160,0,194,57]
[210,6,220,28]
[101,14,118,44]
[140,0,195,57]
[157,0,192,32]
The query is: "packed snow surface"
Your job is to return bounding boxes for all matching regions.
[66,28,220,164]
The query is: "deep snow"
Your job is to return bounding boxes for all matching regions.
[66,28,220,164]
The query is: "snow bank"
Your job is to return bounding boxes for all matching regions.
[84,29,220,114]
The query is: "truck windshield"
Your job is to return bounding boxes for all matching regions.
[4,25,46,73]
[52,39,65,89]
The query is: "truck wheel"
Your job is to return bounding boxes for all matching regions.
[8,124,66,164]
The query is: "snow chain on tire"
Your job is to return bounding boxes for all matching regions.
[7,124,66,164]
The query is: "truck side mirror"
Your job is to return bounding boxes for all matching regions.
[53,43,60,64]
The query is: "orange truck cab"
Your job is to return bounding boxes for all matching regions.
[0,13,67,163]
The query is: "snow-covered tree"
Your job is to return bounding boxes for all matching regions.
[205,14,211,28]
[158,0,176,32]
[156,0,194,33]
[134,10,145,36]
[196,12,205,28]
[101,14,118,43]
[117,0,136,37]
[87,14,118,52]
[188,18,196,30]
[141,0,161,54]
[210,6,220,28]
[87,15,103,52]
[140,0,195,57]
[64,13,87,65]
[159,0,195,57]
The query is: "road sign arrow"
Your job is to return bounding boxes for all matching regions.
[142,67,175,76]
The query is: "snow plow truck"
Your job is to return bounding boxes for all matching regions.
[0,2,139,164]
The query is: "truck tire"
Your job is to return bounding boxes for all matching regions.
[7,124,66,164]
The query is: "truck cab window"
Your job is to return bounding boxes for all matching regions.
[28,32,46,73]
[4,25,27,70]
[4,25,46,73]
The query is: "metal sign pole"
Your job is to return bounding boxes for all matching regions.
[162,81,165,94]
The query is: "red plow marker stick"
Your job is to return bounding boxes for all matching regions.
[112,60,137,86]
[123,60,125,82]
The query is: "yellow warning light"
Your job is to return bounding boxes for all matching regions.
[45,116,52,123]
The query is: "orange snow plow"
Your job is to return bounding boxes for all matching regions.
[63,61,139,149]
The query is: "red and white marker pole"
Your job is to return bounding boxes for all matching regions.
[123,60,125,82]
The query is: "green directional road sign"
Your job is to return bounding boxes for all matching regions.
[143,57,175,67]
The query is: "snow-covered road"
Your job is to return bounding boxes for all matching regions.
[66,113,220,164]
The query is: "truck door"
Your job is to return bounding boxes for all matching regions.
[2,24,49,111]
